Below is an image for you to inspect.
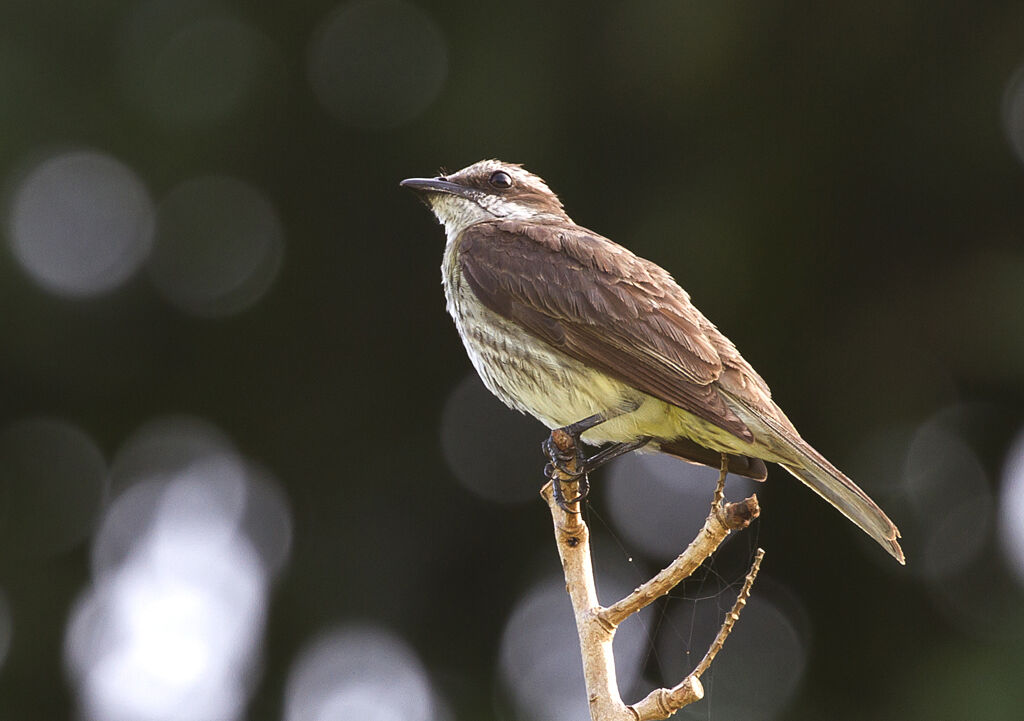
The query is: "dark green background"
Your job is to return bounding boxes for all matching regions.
[2,1,1024,719]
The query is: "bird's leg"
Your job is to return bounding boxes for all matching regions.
[580,437,651,474]
[547,438,651,511]
[542,412,605,478]
[543,412,605,513]
[713,452,728,509]
[543,411,649,513]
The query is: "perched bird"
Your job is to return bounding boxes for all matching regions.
[402,160,904,563]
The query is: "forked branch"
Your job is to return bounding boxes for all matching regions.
[541,450,763,721]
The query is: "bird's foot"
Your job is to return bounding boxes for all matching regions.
[545,462,590,512]
[542,431,586,477]
[543,427,590,513]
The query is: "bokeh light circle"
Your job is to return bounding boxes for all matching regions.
[500,575,650,720]
[148,176,284,317]
[998,426,1024,588]
[108,415,236,495]
[307,0,448,128]
[240,463,293,578]
[145,21,279,126]
[7,150,154,297]
[285,624,437,721]
[119,0,286,127]
[99,416,240,576]
[440,374,544,504]
[658,592,807,720]
[861,406,1022,640]
[66,429,280,721]
[901,410,993,580]
[0,417,108,559]
[606,452,756,561]
[100,416,292,580]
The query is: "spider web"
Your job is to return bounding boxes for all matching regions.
[584,496,764,720]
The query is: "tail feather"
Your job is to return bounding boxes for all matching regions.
[727,396,905,564]
[781,450,904,564]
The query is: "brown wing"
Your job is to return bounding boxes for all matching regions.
[458,220,755,442]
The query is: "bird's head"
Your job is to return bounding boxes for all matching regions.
[401,160,571,237]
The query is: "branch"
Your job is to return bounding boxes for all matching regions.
[628,548,763,721]
[692,547,764,679]
[541,452,763,721]
[599,491,759,629]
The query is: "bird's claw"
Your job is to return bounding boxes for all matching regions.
[547,467,590,513]
[542,434,586,477]
[543,430,590,513]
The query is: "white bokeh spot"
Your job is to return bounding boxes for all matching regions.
[66,418,292,721]
[606,452,755,561]
[998,427,1024,587]
[500,575,651,720]
[149,176,284,317]
[7,150,154,297]
[285,624,437,721]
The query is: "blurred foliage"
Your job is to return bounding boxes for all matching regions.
[2,0,1024,719]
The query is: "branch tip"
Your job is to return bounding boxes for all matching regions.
[551,427,575,452]
[722,494,760,529]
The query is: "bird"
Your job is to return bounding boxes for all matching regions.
[401,159,904,564]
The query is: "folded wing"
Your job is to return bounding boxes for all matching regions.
[458,220,756,442]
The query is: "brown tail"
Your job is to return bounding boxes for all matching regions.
[779,444,904,564]
[727,396,905,564]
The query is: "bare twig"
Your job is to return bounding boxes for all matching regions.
[542,449,764,721]
[692,547,764,678]
[600,467,759,629]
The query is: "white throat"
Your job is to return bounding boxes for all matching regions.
[429,193,566,243]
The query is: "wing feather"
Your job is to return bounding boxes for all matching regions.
[458,220,755,442]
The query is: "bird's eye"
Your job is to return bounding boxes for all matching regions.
[489,170,513,189]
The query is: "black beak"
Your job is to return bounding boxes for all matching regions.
[400,177,479,201]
